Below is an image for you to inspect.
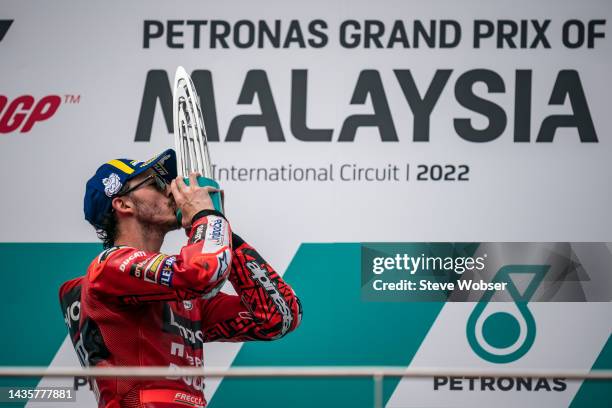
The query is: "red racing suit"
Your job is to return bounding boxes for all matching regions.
[59,210,302,408]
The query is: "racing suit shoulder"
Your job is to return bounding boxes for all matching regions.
[87,245,136,282]
[86,214,233,304]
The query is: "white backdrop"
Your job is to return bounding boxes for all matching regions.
[1,1,610,407]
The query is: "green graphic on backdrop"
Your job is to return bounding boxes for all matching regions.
[466,265,549,364]
[209,243,446,408]
[0,243,607,407]
[0,243,102,407]
[570,334,612,408]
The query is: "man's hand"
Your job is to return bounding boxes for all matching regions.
[170,172,219,228]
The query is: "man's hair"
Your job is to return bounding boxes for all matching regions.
[96,211,118,249]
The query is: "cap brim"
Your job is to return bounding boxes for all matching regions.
[128,149,177,183]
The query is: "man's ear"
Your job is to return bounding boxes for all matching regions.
[111,196,135,216]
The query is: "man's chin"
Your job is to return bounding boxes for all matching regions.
[163,218,180,232]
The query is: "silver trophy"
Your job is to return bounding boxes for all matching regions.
[173,66,222,222]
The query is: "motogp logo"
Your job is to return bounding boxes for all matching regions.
[0,95,62,133]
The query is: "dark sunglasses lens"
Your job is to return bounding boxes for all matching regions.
[154,176,167,191]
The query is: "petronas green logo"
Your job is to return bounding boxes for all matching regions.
[466,265,549,364]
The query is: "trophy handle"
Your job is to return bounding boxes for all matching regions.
[173,66,223,223]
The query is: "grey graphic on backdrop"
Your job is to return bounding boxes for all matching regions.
[449,242,612,302]
[0,20,13,43]
[361,242,612,302]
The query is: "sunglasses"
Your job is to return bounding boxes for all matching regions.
[117,174,168,196]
